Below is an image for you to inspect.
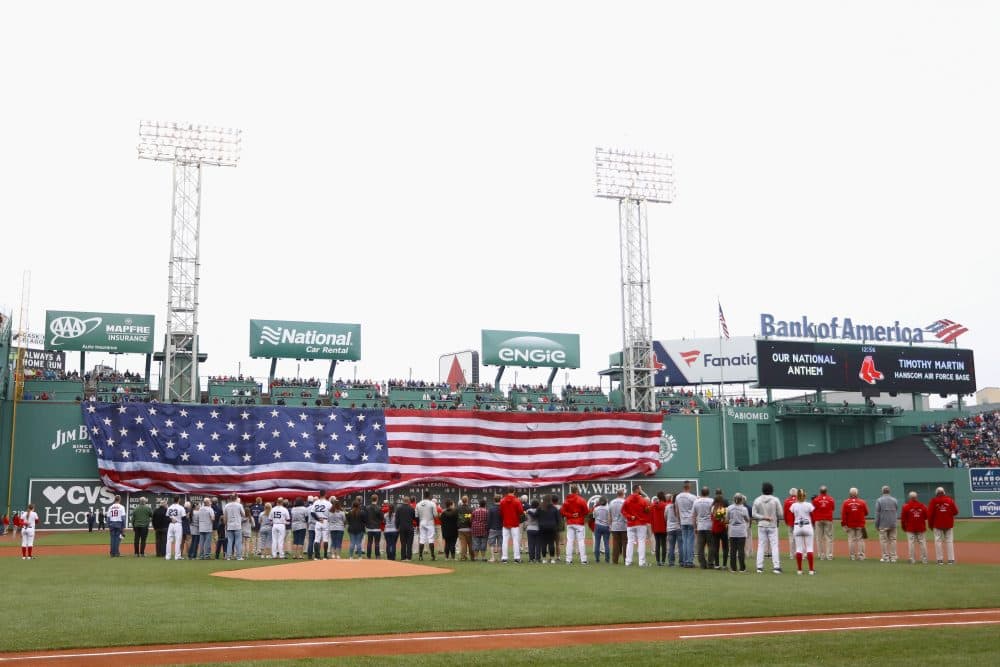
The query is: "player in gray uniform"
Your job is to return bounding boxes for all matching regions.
[752,482,783,574]
[305,496,317,560]
[258,503,273,558]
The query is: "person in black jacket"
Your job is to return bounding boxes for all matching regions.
[345,501,366,559]
[536,495,561,564]
[394,497,416,561]
[363,494,383,559]
[151,500,170,558]
[440,500,459,560]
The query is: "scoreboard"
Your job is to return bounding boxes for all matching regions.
[755,340,975,394]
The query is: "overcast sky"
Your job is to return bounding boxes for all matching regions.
[2,1,997,396]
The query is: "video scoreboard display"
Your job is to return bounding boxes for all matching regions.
[755,340,975,394]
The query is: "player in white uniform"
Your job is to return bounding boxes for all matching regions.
[790,489,816,575]
[415,491,439,560]
[311,491,332,559]
[270,501,290,559]
[165,496,187,560]
[20,503,39,560]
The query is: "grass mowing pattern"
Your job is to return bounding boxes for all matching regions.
[0,553,998,652]
[169,626,1000,666]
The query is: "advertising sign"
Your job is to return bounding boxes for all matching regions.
[653,337,757,386]
[970,468,1000,493]
[755,340,976,394]
[481,330,580,368]
[971,500,1000,518]
[249,319,361,360]
[19,348,65,373]
[27,478,117,529]
[760,313,970,345]
[45,311,155,354]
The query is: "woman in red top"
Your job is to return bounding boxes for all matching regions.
[651,492,668,566]
[709,492,729,570]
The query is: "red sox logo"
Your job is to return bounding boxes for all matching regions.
[858,355,884,385]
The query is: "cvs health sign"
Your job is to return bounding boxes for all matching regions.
[28,478,117,529]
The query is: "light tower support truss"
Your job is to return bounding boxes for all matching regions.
[138,121,241,402]
[595,148,674,412]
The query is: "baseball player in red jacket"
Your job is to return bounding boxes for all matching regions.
[840,488,869,561]
[927,487,959,564]
[899,491,929,564]
[811,486,836,560]
[498,489,525,563]
[560,486,589,564]
[622,485,651,567]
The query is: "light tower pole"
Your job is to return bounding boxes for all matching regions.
[595,148,674,412]
[138,121,241,402]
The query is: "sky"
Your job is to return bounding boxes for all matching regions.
[2,1,998,398]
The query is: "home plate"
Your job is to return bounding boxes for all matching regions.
[212,559,453,581]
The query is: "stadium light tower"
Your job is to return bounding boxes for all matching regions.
[595,148,674,412]
[138,121,241,402]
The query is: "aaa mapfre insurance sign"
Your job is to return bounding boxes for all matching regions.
[45,311,155,354]
[755,340,975,394]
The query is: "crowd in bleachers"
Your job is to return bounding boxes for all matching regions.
[925,411,1000,468]
[270,377,322,389]
[388,379,449,391]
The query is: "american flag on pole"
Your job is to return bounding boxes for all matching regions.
[718,301,731,340]
[83,404,663,497]
[924,318,968,344]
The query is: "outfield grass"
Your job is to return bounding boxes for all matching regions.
[186,626,1000,666]
[0,550,998,652]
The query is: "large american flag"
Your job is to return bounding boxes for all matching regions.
[83,403,662,497]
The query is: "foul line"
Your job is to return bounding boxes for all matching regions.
[2,610,998,662]
[682,619,1000,639]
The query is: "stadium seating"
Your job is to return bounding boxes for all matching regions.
[94,379,151,403]
[207,378,261,405]
[21,379,85,402]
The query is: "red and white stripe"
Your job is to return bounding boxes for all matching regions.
[384,410,662,487]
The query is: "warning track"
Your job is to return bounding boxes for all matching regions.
[1,609,998,666]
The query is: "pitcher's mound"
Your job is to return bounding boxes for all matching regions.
[212,558,452,581]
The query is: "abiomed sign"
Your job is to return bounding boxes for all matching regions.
[45,311,155,354]
[250,319,361,361]
[481,330,580,368]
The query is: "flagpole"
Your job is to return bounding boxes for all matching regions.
[718,299,729,471]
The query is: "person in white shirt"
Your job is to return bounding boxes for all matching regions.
[196,498,215,560]
[270,501,290,559]
[790,489,817,575]
[165,496,187,560]
[20,503,39,560]
[672,481,698,568]
[224,494,246,560]
[751,482,783,574]
[415,491,440,561]
[107,496,127,558]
